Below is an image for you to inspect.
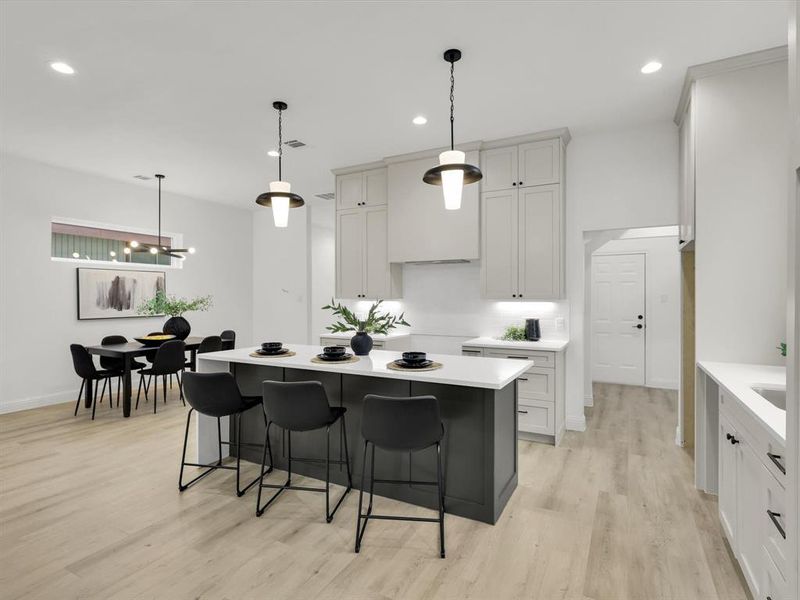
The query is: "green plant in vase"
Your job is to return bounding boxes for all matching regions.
[500,324,527,341]
[322,299,410,356]
[136,291,212,340]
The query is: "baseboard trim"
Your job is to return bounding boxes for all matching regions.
[647,378,679,391]
[0,390,75,414]
[566,414,587,432]
[584,393,594,407]
[675,424,685,447]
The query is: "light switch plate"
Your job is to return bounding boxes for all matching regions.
[555,317,565,331]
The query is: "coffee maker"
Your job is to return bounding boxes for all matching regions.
[525,318,541,341]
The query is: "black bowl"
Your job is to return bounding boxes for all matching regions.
[323,345,347,357]
[135,334,176,348]
[402,351,427,364]
[261,341,283,351]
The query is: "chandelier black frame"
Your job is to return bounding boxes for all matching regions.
[130,174,194,259]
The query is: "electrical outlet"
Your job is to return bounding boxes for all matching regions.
[555,317,565,331]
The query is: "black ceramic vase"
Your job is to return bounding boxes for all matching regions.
[163,316,191,340]
[350,331,373,356]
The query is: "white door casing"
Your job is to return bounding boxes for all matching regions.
[591,253,646,385]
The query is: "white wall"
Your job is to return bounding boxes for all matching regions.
[593,235,681,389]
[251,205,309,346]
[694,60,788,366]
[0,153,254,413]
[309,202,336,343]
[565,122,680,429]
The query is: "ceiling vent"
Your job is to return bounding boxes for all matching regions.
[284,139,306,148]
[314,192,335,201]
[133,175,152,180]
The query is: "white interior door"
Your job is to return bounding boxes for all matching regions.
[591,253,646,385]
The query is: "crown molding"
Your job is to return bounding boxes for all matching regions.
[674,45,788,125]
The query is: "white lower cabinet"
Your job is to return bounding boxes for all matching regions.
[463,344,565,445]
[717,390,788,600]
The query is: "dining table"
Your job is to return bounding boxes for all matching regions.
[86,336,205,417]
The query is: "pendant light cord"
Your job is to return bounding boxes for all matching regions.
[449,59,455,151]
[157,175,162,248]
[277,106,283,181]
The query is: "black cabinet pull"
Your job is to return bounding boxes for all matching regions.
[517,377,528,381]
[767,510,786,539]
[637,315,643,319]
[508,356,529,360]
[518,410,528,414]
[726,433,732,440]
[519,294,523,298]
[512,294,517,298]
[519,181,523,185]
[730,436,739,445]
[512,182,517,186]
[634,324,643,329]
[767,452,786,475]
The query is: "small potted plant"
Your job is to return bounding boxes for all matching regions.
[136,291,212,340]
[322,299,410,356]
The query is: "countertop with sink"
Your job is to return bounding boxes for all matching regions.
[697,361,786,440]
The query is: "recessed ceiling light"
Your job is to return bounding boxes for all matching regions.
[267,149,280,157]
[50,61,75,75]
[412,115,428,125]
[640,61,662,74]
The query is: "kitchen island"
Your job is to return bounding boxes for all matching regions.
[195,345,532,524]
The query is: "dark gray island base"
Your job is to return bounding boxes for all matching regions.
[230,363,518,525]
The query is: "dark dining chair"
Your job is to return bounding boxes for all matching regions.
[181,335,222,375]
[101,335,147,407]
[220,330,236,351]
[256,380,352,522]
[70,344,120,420]
[179,372,270,496]
[136,340,186,413]
[355,394,446,558]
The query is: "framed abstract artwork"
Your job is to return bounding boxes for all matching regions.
[76,268,166,320]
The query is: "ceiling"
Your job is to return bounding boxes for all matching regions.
[0,1,790,209]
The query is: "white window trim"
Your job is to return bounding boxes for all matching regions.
[50,216,186,269]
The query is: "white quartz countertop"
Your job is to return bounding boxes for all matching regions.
[462,337,569,352]
[319,331,411,340]
[199,344,532,390]
[697,361,786,441]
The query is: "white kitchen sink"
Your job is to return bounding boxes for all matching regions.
[751,385,787,410]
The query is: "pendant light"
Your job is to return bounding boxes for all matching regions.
[423,48,482,210]
[129,174,196,260]
[256,101,304,227]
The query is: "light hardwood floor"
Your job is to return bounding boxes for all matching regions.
[0,382,748,600]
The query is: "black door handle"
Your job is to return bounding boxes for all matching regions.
[767,452,786,475]
[767,510,786,539]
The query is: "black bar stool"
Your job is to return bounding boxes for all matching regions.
[179,372,272,496]
[355,394,446,558]
[256,380,352,523]
[220,330,236,351]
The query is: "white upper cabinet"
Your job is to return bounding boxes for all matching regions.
[518,184,561,299]
[481,138,561,191]
[481,189,518,298]
[334,167,401,299]
[518,139,561,187]
[480,146,518,192]
[336,172,364,210]
[387,152,480,263]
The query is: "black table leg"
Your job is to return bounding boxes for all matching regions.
[123,354,133,417]
[190,349,198,372]
[84,379,93,408]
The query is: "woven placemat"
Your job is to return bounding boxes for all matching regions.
[310,355,360,365]
[386,361,443,372]
[249,350,296,358]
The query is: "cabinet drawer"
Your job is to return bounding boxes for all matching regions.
[320,337,348,348]
[462,348,484,357]
[762,546,788,600]
[485,349,554,368]
[517,368,555,402]
[763,466,788,579]
[518,400,554,436]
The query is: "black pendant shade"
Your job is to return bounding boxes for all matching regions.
[423,48,482,189]
[130,174,195,259]
[255,101,305,212]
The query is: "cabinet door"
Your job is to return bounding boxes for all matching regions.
[678,97,695,246]
[480,146,518,192]
[364,168,388,207]
[518,139,560,187]
[481,189,518,298]
[736,438,763,597]
[336,209,364,297]
[336,172,363,210]
[718,413,738,545]
[518,184,561,299]
[363,206,390,298]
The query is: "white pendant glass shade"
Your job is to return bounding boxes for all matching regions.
[270,181,291,227]
[439,150,465,210]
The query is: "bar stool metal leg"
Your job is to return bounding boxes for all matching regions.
[437,441,445,558]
